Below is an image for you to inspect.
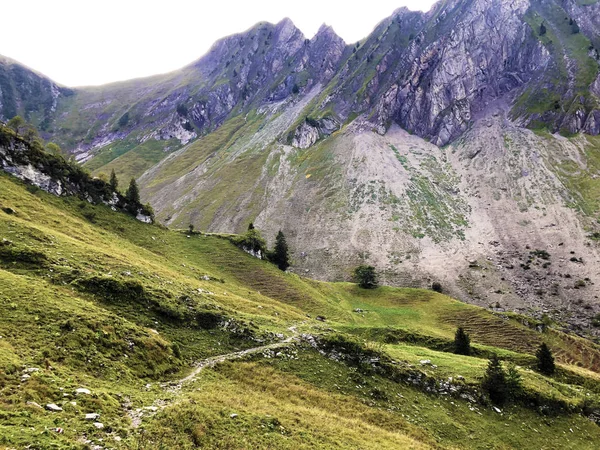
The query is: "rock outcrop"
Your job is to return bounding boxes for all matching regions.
[0,125,154,223]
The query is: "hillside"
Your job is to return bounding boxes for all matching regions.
[2,136,600,448]
[2,0,600,357]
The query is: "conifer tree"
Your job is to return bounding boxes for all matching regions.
[535,343,556,375]
[272,230,290,271]
[248,222,255,230]
[354,265,378,289]
[482,354,507,405]
[454,326,471,356]
[125,178,141,214]
[505,364,523,400]
[110,169,119,192]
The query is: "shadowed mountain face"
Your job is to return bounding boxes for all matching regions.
[3,0,600,333]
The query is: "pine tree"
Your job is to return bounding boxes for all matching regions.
[248,222,255,230]
[540,22,547,36]
[505,364,523,400]
[125,178,141,214]
[482,354,507,405]
[110,170,119,192]
[454,327,471,356]
[535,343,556,375]
[354,265,378,289]
[272,230,290,271]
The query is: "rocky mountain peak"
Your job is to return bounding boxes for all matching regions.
[273,17,304,44]
[312,23,344,44]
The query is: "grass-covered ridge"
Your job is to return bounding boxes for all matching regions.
[1,167,600,448]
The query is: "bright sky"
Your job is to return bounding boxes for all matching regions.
[1,0,437,87]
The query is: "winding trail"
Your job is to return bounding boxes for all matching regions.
[128,325,301,428]
[175,327,299,388]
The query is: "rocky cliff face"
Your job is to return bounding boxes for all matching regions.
[3,0,599,159]
[307,0,600,146]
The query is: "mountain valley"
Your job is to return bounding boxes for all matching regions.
[2,0,600,447]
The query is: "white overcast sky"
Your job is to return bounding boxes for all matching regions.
[1,0,437,87]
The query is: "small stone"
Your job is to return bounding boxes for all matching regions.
[230,413,238,419]
[493,406,502,413]
[420,360,432,365]
[46,403,63,412]
[26,401,43,409]
[93,422,104,429]
[75,388,91,395]
[144,406,158,412]
[86,413,101,420]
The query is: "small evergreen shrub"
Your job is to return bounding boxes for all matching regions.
[353,265,378,289]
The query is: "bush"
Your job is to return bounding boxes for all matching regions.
[431,281,442,293]
[176,103,188,117]
[354,265,378,289]
[232,228,267,257]
[118,112,130,128]
[305,117,319,128]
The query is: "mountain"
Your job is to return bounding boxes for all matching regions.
[3,0,600,335]
[1,127,600,448]
[0,55,71,129]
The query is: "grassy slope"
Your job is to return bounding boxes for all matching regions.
[1,171,600,448]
